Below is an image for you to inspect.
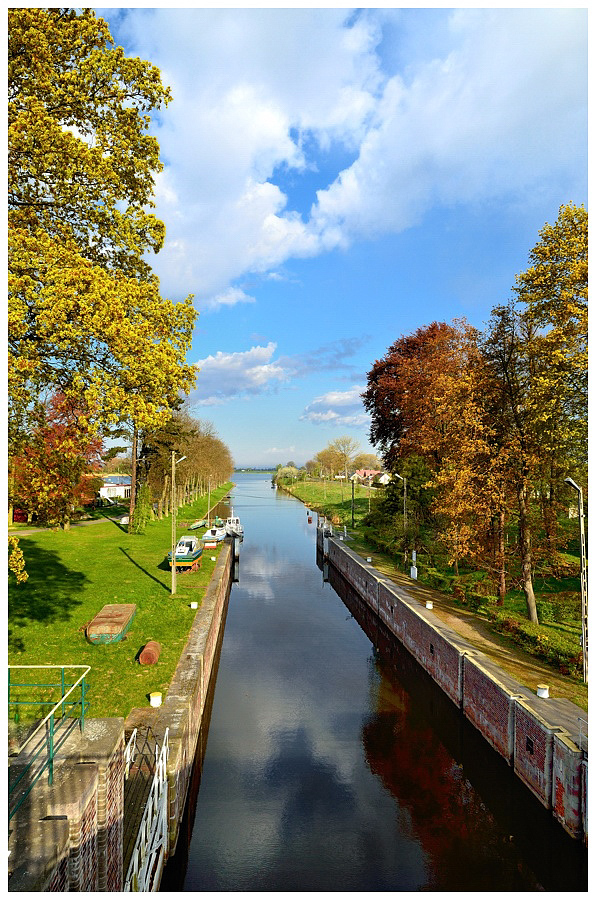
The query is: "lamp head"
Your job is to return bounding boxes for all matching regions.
[565,477,580,492]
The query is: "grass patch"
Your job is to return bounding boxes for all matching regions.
[8,484,232,720]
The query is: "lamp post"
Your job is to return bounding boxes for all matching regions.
[394,473,407,563]
[171,453,187,596]
[565,477,587,683]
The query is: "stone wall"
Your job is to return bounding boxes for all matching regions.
[323,527,587,842]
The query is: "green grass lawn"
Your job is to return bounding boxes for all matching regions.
[8,484,232,721]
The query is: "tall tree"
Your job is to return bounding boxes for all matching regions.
[8,8,196,443]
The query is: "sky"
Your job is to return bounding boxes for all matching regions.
[96,6,588,468]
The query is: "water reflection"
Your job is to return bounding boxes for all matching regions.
[161,474,587,892]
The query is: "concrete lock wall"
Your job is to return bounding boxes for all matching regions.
[323,530,587,841]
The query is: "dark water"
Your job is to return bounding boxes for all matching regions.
[161,473,587,892]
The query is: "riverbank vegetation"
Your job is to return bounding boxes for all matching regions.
[8,484,232,721]
[281,478,586,709]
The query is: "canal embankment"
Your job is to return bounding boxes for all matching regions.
[317,520,588,843]
[8,538,235,892]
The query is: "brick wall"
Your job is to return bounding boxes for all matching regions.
[321,530,587,842]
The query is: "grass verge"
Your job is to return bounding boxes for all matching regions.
[8,484,232,721]
[282,478,587,711]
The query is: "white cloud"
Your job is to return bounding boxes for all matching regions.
[190,343,288,406]
[108,8,586,302]
[301,386,370,428]
[201,287,256,311]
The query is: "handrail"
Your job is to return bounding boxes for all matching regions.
[578,717,588,753]
[9,665,91,756]
[8,665,91,821]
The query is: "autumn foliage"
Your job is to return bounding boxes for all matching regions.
[363,204,587,622]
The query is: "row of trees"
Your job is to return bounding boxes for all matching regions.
[306,441,381,480]
[363,204,587,623]
[8,11,231,547]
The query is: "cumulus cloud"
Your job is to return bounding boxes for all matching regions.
[301,387,370,427]
[105,8,586,304]
[190,343,288,406]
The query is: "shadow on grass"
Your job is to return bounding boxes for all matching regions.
[8,540,89,653]
[119,548,170,592]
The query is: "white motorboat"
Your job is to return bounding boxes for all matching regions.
[202,524,226,542]
[225,511,244,539]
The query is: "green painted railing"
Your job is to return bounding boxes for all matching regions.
[8,665,91,821]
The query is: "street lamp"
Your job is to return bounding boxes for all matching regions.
[565,477,587,683]
[171,453,187,596]
[394,473,407,563]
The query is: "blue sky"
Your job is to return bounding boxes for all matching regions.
[97,6,587,468]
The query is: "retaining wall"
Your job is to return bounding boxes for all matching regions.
[322,526,587,841]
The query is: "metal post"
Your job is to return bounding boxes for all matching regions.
[565,478,588,683]
[171,451,176,596]
[351,479,355,527]
[61,667,65,719]
[48,713,54,785]
[81,676,86,732]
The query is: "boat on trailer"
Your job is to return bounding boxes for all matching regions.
[168,535,204,571]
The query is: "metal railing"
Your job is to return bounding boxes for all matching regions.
[578,717,588,753]
[124,728,170,892]
[8,665,91,821]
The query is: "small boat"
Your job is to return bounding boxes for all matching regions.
[168,535,204,571]
[214,516,224,527]
[202,524,226,542]
[188,518,207,530]
[225,511,244,539]
[86,603,136,644]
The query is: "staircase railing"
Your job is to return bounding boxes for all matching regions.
[8,665,91,821]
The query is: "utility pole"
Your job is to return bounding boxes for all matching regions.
[171,453,187,596]
[351,478,355,527]
[128,427,137,532]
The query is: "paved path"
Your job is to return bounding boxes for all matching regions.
[351,543,587,720]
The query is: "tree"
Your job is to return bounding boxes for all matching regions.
[8,8,196,443]
[362,322,458,471]
[12,394,104,528]
[353,453,382,471]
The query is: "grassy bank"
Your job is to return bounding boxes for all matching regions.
[8,484,232,720]
[282,478,587,710]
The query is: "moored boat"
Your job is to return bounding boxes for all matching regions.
[202,524,226,542]
[168,535,204,571]
[225,512,244,539]
[188,518,207,530]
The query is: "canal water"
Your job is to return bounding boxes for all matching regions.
[161,472,587,892]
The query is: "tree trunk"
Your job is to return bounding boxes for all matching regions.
[497,508,506,606]
[517,479,538,623]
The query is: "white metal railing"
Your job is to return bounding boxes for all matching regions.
[124,728,138,779]
[578,717,588,753]
[124,728,170,892]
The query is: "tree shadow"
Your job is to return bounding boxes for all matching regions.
[97,509,130,532]
[8,540,89,653]
[119,548,170,592]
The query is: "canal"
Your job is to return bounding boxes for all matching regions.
[161,472,587,891]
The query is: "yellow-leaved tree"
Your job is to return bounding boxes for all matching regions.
[8,8,197,446]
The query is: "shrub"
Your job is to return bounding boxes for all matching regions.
[488,609,582,677]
